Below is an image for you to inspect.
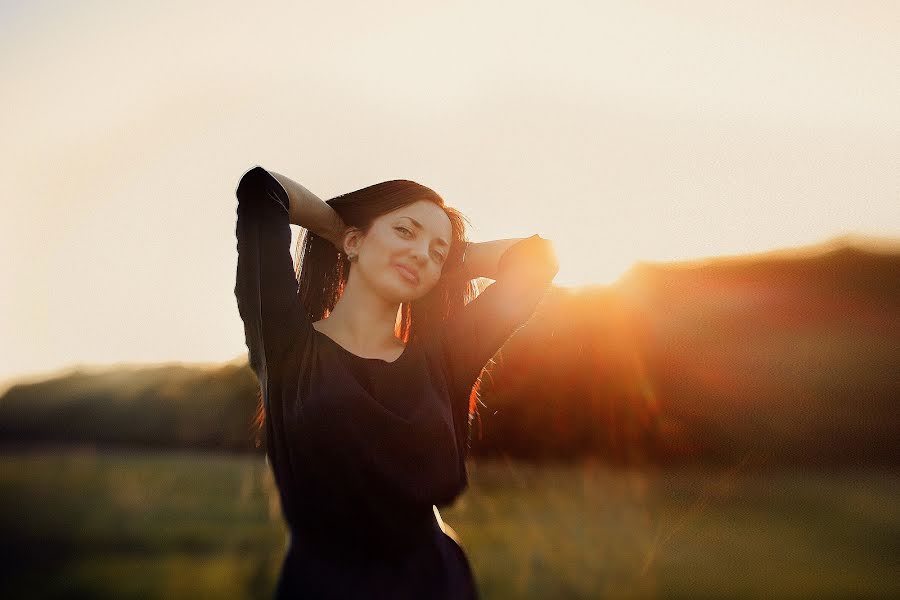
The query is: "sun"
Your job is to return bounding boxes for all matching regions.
[550,240,637,287]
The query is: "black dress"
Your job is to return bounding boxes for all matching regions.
[234,166,559,599]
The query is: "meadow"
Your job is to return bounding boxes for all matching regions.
[0,448,897,599]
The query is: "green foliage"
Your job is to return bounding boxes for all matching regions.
[0,363,262,451]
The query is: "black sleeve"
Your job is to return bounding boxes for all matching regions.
[439,234,560,392]
[234,165,314,378]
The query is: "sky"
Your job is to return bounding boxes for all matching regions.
[1,0,897,390]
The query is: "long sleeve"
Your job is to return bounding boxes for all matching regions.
[234,165,314,379]
[440,234,560,394]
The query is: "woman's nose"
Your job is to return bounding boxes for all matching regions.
[412,246,429,264]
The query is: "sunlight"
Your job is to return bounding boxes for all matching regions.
[551,240,637,287]
[1,0,895,385]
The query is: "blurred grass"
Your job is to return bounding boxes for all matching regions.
[0,449,897,599]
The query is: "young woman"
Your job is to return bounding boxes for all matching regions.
[234,165,559,599]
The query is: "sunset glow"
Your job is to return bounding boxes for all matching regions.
[1,0,897,389]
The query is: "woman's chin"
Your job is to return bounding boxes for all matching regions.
[388,283,431,304]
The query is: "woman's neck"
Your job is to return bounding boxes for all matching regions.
[314,278,404,354]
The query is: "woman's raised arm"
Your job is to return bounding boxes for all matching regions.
[268,170,347,250]
[440,234,559,389]
[234,166,317,377]
[458,238,529,280]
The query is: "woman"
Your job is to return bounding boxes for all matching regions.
[234,165,559,599]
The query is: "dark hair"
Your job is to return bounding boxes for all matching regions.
[251,180,486,446]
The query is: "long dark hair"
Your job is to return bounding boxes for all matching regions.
[251,180,486,445]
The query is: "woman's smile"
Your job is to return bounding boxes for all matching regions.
[394,264,420,285]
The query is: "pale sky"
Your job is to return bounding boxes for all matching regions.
[1,0,897,390]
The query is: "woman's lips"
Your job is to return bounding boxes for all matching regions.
[394,264,419,284]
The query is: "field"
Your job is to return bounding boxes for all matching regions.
[0,449,897,599]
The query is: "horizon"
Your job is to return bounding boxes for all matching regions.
[2,231,896,395]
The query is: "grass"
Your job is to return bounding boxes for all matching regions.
[0,448,897,599]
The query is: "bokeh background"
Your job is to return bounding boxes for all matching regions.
[2,1,898,598]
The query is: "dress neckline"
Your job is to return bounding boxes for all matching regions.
[312,328,409,364]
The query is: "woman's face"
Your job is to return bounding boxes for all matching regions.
[348,200,453,303]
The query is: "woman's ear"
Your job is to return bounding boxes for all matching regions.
[342,226,363,256]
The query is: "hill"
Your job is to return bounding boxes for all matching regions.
[2,236,897,466]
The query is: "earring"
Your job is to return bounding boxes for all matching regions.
[347,253,357,262]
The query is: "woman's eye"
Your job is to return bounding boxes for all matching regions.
[397,226,444,262]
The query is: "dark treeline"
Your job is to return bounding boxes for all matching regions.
[2,238,897,467]
[473,241,899,468]
[0,363,261,452]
